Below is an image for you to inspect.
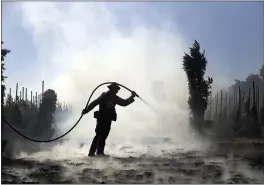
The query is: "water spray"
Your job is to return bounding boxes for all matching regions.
[138,96,157,113]
[3,81,155,143]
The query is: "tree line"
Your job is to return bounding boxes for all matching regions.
[1,42,72,157]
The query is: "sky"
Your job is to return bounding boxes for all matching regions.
[2,2,264,104]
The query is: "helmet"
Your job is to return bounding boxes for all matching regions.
[107,82,120,91]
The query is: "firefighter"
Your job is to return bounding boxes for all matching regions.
[82,82,137,157]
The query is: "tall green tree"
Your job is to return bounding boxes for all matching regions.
[1,41,10,155]
[1,41,11,115]
[183,40,213,130]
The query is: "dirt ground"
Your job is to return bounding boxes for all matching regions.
[2,141,264,184]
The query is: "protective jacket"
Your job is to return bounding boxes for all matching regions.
[84,91,135,121]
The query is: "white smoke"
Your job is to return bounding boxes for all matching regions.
[17,2,211,158]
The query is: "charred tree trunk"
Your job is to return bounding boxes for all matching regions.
[22,87,24,102]
[31,91,33,107]
[15,83,18,103]
[19,91,22,104]
[35,92,38,108]
[250,81,261,138]
[214,92,218,122]
[220,90,223,122]
[42,80,44,104]
[25,88,28,102]
[245,88,251,116]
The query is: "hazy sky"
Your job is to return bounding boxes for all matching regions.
[2,2,264,103]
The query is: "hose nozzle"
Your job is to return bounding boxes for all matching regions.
[132,91,139,98]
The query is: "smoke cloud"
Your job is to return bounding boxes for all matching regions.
[17,2,212,158]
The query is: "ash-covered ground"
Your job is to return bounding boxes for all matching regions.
[2,138,264,184]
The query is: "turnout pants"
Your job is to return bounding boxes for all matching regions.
[89,119,112,155]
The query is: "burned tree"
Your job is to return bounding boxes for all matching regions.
[182,40,213,132]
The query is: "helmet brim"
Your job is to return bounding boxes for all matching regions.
[107,84,120,90]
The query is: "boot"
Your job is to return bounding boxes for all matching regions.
[88,153,95,157]
[89,135,99,156]
[96,153,110,157]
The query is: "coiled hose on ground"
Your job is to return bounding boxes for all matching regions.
[2,82,139,143]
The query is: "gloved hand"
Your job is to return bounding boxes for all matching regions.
[131,91,138,98]
[82,108,88,115]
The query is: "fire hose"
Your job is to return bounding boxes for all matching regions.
[2,82,140,143]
